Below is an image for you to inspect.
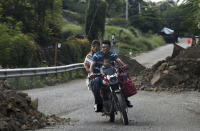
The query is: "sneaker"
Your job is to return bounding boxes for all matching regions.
[94,104,103,112]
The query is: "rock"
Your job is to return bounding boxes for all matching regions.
[17,92,28,98]
[21,124,28,130]
[183,67,189,71]
[169,65,177,70]
[158,62,168,71]
[140,85,145,90]
[154,87,158,92]
[151,71,161,85]
[163,70,169,74]
[196,58,200,61]
[31,98,38,110]
[0,121,8,129]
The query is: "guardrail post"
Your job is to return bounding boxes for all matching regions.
[69,71,72,80]
[76,69,79,78]
[15,77,20,89]
[30,76,34,89]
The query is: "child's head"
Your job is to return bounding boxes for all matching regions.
[103,56,110,67]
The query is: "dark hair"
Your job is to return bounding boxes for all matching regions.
[91,40,100,46]
[102,40,111,47]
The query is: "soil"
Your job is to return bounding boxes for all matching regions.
[119,54,145,76]
[0,81,70,131]
[132,46,200,92]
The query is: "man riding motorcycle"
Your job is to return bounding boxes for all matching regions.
[90,40,132,112]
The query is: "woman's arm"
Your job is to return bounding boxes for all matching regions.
[84,62,90,73]
[84,54,92,73]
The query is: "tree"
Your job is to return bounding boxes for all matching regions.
[0,0,63,46]
[129,6,164,33]
[180,0,200,34]
[85,0,107,41]
[106,0,124,17]
[0,23,42,67]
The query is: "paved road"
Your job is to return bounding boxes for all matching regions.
[24,38,200,131]
[134,38,192,68]
[24,80,200,131]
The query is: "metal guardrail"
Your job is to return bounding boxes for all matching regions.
[0,63,84,79]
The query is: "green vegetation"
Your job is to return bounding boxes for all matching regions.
[63,10,85,24]
[60,36,90,64]
[61,22,83,38]
[0,23,41,68]
[7,69,87,90]
[105,25,165,55]
[0,0,90,67]
[85,0,107,41]
[106,18,128,27]
[1,0,198,69]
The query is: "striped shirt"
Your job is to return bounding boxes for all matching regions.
[92,51,118,73]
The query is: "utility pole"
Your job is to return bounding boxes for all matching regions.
[125,0,128,21]
[138,2,141,14]
[54,43,58,66]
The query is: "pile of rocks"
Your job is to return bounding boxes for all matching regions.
[133,46,200,92]
[0,82,70,131]
[119,55,145,76]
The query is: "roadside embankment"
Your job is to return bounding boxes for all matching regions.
[132,46,200,92]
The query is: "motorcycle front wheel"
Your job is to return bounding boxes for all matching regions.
[116,92,129,125]
[109,110,115,122]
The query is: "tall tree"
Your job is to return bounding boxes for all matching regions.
[85,0,107,42]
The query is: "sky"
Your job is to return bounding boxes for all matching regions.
[145,0,184,3]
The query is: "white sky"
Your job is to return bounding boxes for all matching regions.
[145,0,184,3]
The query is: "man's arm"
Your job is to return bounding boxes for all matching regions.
[116,58,127,67]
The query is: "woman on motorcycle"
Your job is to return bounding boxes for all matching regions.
[84,40,100,90]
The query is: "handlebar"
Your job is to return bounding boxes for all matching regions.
[89,73,102,79]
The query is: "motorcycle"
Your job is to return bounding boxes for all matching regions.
[92,66,129,125]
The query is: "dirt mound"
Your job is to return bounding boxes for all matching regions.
[0,81,70,131]
[133,46,200,92]
[119,55,145,76]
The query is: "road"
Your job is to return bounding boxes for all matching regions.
[134,38,192,68]
[24,38,200,131]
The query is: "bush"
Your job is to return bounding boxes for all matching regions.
[106,17,128,27]
[61,23,83,39]
[104,25,165,56]
[104,25,138,42]
[60,36,90,64]
[0,23,42,68]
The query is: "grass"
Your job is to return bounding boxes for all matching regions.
[61,23,83,37]
[104,25,165,55]
[63,10,85,24]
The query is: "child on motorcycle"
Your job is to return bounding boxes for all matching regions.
[100,56,116,76]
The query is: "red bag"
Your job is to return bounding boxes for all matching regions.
[119,72,137,97]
